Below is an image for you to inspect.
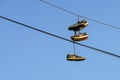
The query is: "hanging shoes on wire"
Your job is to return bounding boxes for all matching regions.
[68,20,88,41]
[67,20,88,61]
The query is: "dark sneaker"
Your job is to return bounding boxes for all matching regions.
[67,54,86,61]
[71,33,88,41]
[68,20,88,31]
[79,20,88,30]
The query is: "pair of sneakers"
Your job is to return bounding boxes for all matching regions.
[68,20,88,41]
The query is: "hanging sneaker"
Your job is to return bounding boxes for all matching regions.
[67,54,86,61]
[79,20,88,30]
[68,20,88,31]
[71,32,88,41]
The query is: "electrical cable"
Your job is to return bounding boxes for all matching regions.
[40,0,79,17]
[0,16,120,59]
[39,0,120,30]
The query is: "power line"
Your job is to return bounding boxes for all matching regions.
[40,0,79,17]
[0,16,120,59]
[39,0,120,30]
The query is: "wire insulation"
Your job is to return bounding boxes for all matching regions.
[0,16,120,59]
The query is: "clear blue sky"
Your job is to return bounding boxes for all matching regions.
[1,0,120,80]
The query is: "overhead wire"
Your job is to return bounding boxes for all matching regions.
[0,16,120,59]
[39,0,120,30]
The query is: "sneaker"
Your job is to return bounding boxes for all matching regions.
[68,20,88,31]
[67,54,86,61]
[71,33,88,41]
[79,20,88,30]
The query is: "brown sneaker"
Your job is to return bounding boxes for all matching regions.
[71,33,88,41]
[67,54,86,61]
[68,20,88,31]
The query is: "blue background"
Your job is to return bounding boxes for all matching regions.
[0,0,120,80]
